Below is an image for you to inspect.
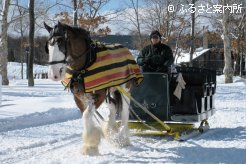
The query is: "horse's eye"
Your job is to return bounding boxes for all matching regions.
[49,38,55,46]
[57,39,62,45]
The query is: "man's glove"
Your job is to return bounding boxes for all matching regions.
[150,55,162,65]
[143,57,151,64]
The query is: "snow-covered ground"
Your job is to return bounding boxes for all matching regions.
[7,62,48,80]
[0,63,246,163]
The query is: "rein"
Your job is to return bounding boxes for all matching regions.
[67,42,97,94]
[47,59,68,65]
[46,31,95,68]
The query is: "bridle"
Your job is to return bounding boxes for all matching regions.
[46,30,69,65]
[46,27,96,71]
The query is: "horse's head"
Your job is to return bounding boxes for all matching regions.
[44,22,90,81]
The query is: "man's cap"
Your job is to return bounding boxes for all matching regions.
[150,30,161,39]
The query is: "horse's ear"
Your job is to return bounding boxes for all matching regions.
[86,31,90,36]
[44,22,52,33]
[58,21,74,36]
[57,21,69,30]
[45,41,49,54]
[57,21,63,28]
[57,21,68,32]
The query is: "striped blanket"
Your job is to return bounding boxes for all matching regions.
[62,43,143,93]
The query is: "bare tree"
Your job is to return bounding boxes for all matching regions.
[231,1,246,76]
[144,0,168,34]
[130,0,143,47]
[56,0,114,35]
[0,0,10,85]
[189,0,196,66]
[122,0,144,48]
[28,0,35,86]
[79,0,112,33]
[202,0,246,79]
[222,0,233,83]
[173,18,191,61]
[73,0,78,26]
[12,0,29,79]
[143,0,182,36]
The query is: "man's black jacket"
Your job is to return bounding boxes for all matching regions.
[137,43,174,72]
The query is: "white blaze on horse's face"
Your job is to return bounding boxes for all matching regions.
[48,42,66,81]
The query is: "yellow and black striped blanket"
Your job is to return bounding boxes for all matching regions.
[62,43,143,93]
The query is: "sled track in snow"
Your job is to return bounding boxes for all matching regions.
[0,108,81,132]
[0,120,82,164]
[9,136,81,164]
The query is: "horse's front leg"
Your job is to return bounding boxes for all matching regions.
[74,93,86,113]
[101,99,118,141]
[102,86,131,147]
[117,84,131,146]
[81,95,102,156]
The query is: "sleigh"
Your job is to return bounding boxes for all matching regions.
[45,22,217,155]
[120,67,216,140]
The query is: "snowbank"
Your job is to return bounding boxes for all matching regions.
[0,108,81,132]
[217,75,246,85]
[7,62,48,80]
[176,48,210,64]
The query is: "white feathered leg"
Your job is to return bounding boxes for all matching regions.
[114,84,131,147]
[81,98,102,156]
[101,101,118,141]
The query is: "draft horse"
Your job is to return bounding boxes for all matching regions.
[44,22,143,155]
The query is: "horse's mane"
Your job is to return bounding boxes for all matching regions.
[68,25,91,41]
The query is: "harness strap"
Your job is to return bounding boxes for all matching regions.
[83,41,97,69]
[120,93,159,131]
[116,86,172,132]
[46,59,67,65]
[69,72,85,94]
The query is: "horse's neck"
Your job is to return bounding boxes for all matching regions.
[71,53,87,70]
[69,39,88,70]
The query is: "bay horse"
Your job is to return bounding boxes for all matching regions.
[44,22,143,155]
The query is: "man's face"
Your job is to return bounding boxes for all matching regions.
[151,34,161,45]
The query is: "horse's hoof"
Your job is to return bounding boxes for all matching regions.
[81,146,100,156]
[117,137,132,147]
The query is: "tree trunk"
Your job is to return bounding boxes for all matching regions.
[223,0,233,83]
[136,0,143,49]
[234,39,240,76]
[0,0,10,85]
[203,26,208,49]
[28,0,35,86]
[18,3,25,80]
[20,39,24,80]
[189,0,195,67]
[166,0,170,39]
[73,0,78,27]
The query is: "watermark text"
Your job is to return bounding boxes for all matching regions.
[168,4,243,14]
